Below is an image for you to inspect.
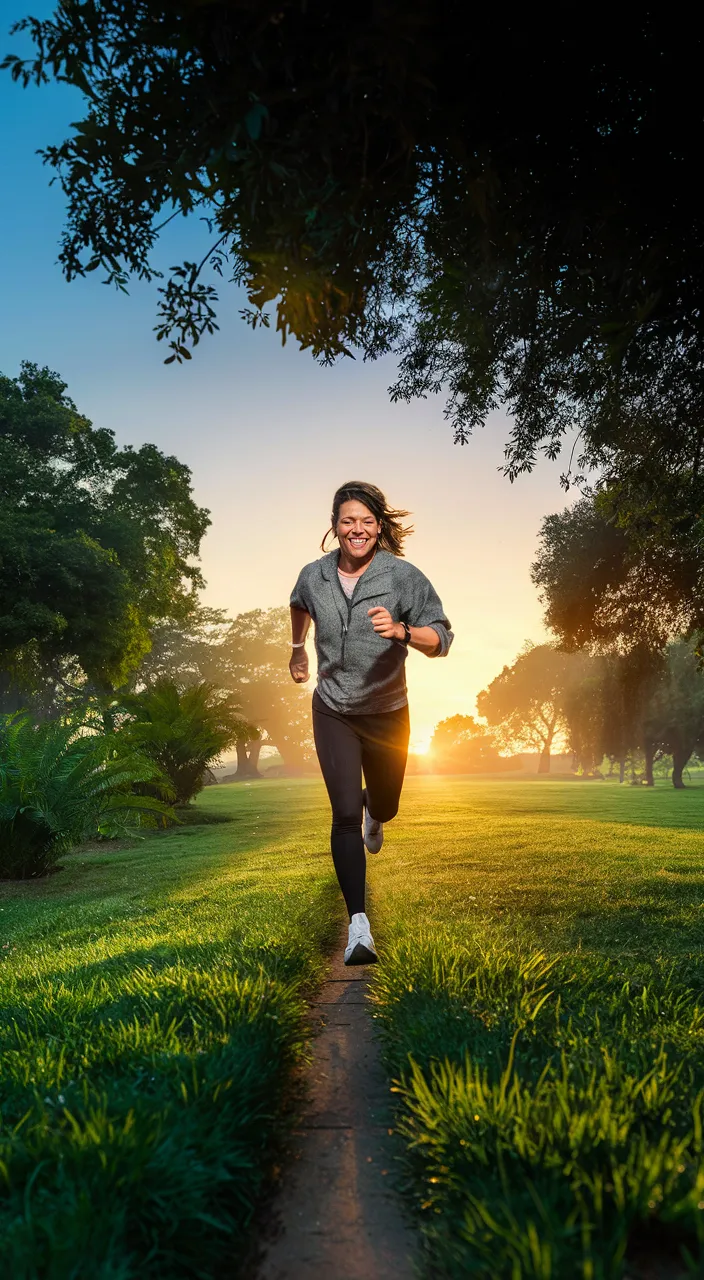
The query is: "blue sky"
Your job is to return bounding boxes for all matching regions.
[0,6,574,747]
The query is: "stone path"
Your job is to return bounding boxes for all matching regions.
[256,942,417,1280]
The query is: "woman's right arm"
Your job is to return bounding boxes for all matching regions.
[289,605,312,683]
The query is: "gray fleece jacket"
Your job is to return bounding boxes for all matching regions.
[290,549,453,714]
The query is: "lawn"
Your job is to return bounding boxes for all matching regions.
[0,780,340,1278]
[3,774,704,1279]
[367,776,704,1278]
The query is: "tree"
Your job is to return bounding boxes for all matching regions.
[556,647,660,782]
[644,641,704,789]
[477,644,585,774]
[530,492,704,785]
[429,714,509,774]
[119,680,242,803]
[134,605,231,689]
[0,363,210,706]
[532,495,703,653]
[232,719,263,779]
[561,668,607,776]
[5,5,704,495]
[215,609,314,773]
[602,650,664,786]
[131,603,313,773]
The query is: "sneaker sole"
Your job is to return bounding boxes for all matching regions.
[344,942,378,966]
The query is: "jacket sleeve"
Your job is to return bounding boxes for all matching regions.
[406,571,454,657]
[289,565,311,612]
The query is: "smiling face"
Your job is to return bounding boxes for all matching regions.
[335,499,381,564]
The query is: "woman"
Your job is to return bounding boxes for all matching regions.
[289,481,453,965]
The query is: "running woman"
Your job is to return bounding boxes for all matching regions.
[289,481,453,966]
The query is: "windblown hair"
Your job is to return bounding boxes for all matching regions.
[321,481,413,557]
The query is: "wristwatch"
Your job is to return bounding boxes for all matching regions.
[399,621,412,645]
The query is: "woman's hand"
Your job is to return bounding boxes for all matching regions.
[289,647,310,683]
[367,606,404,641]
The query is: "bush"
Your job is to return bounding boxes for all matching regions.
[0,714,174,879]
[120,681,243,804]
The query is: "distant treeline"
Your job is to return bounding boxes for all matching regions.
[423,641,704,788]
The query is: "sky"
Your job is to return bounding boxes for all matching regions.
[0,8,575,752]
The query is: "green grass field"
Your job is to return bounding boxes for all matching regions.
[367,776,704,1278]
[2,774,704,1278]
[0,781,341,1278]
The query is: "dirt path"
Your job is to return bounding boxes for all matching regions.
[257,942,417,1280]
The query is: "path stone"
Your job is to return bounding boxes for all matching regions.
[256,942,417,1280]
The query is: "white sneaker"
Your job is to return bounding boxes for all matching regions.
[363,801,384,854]
[344,913,378,966]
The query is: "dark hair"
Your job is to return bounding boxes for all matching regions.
[321,481,413,557]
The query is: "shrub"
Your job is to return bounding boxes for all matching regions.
[0,714,174,879]
[120,681,243,804]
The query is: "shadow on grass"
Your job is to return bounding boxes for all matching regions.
[0,880,342,1277]
[1,879,342,1038]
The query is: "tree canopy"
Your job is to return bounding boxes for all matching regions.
[0,362,210,706]
[644,642,704,789]
[208,607,314,772]
[477,644,585,773]
[5,4,704,485]
[428,714,509,774]
[532,494,703,653]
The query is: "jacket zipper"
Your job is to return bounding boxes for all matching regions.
[335,554,383,669]
[335,573,357,670]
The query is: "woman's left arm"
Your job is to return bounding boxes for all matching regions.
[367,570,453,657]
[367,610,444,655]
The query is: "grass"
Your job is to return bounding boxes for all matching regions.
[0,782,341,1278]
[5,772,704,1278]
[366,775,704,1278]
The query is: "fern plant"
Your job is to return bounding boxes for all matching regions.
[0,714,174,879]
[120,681,243,804]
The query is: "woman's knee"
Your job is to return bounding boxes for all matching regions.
[332,810,363,835]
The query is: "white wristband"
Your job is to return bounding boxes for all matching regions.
[291,641,306,648]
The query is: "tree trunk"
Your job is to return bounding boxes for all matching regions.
[672,748,690,789]
[619,757,626,784]
[234,737,262,778]
[235,739,251,777]
[537,747,551,774]
[644,742,655,787]
[537,722,555,774]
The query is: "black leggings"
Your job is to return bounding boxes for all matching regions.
[312,689,410,918]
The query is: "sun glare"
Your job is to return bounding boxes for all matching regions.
[411,736,432,756]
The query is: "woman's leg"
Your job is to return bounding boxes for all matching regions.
[361,704,411,823]
[312,694,366,918]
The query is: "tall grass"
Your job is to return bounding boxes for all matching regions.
[0,779,339,1277]
[367,775,704,1278]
